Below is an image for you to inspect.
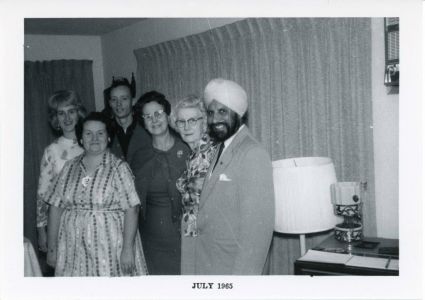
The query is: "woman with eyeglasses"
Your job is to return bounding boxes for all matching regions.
[131,91,190,275]
[171,95,219,274]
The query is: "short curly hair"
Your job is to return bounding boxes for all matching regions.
[169,95,207,133]
[134,91,171,126]
[76,112,114,148]
[47,90,86,134]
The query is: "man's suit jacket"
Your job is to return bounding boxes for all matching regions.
[183,126,275,275]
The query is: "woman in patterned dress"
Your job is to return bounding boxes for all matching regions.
[131,91,190,275]
[36,90,86,259]
[171,95,218,274]
[46,112,148,276]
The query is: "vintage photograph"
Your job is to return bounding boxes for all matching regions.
[23,16,399,277]
[0,0,422,299]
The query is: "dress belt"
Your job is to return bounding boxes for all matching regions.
[66,207,123,212]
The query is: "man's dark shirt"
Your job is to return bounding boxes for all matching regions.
[110,118,138,160]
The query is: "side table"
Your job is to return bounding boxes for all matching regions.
[294,235,399,276]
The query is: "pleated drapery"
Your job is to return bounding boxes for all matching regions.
[134,18,375,275]
[24,59,96,248]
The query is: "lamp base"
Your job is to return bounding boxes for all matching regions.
[334,223,363,242]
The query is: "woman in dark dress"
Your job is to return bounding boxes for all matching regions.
[131,91,190,275]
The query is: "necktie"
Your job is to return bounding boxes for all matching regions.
[212,143,224,171]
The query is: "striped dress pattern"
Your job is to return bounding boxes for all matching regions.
[46,151,148,276]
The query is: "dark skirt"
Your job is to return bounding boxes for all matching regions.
[140,199,181,275]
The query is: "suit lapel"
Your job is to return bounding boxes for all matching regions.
[200,145,222,200]
[199,126,250,209]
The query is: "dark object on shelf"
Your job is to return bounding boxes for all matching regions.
[378,246,399,257]
[312,247,346,253]
[354,240,380,249]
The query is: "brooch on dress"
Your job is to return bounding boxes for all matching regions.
[177,150,183,159]
[81,176,92,187]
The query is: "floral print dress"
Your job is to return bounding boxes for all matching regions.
[36,136,83,228]
[176,134,218,237]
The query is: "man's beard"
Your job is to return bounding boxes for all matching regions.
[208,116,240,143]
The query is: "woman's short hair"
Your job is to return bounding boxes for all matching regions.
[134,91,171,121]
[47,90,86,133]
[76,112,114,148]
[169,95,207,132]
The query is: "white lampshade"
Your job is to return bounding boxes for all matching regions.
[273,157,341,234]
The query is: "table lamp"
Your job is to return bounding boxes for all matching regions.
[331,182,363,251]
[272,157,342,255]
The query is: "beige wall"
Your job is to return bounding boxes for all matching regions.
[100,18,243,106]
[371,19,399,239]
[24,34,105,111]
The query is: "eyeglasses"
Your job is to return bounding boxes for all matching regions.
[142,110,165,122]
[175,117,203,129]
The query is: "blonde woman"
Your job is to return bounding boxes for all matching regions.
[36,90,86,259]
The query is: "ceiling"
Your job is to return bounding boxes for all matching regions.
[24,18,146,36]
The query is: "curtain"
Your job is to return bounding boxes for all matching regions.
[134,18,375,274]
[24,60,96,248]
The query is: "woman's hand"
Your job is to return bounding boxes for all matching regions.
[120,247,135,275]
[121,205,139,275]
[47,206,64,269]
[37,226,48,252]
[46,248,57,268]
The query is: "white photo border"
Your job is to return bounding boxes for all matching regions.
[0,0,422,299]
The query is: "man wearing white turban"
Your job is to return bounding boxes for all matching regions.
[180,78,275,275]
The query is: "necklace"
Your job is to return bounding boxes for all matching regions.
[81,154,103,187]
[81,175,92,187]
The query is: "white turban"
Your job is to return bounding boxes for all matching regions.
[203,78,248,116]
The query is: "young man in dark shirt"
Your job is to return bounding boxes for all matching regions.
[106,78,151,165]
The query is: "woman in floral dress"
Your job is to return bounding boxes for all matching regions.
[46,112,148,276]
[36,90,86,259]
[172,95,218,274]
